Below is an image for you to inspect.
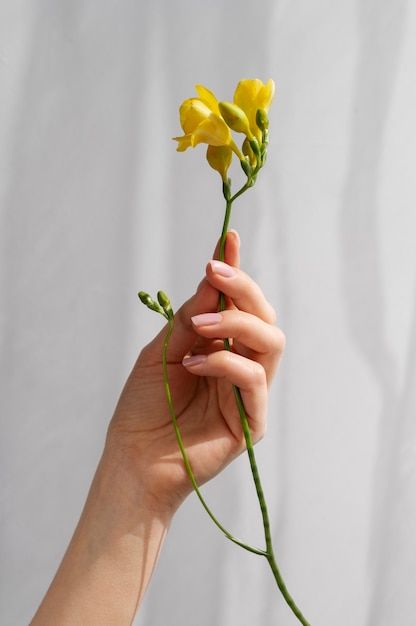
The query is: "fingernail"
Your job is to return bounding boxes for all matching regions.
[209,260,236,277]
[191,312,222,327]
[229,229,240,246]
[182,354,208,367]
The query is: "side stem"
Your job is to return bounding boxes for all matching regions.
[162,318,267,557]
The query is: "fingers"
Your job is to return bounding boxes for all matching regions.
[205,260,277,324]
[142,230,240,363]
[182,350,267,439]
[190,309,285,383]
[211,229,240,268]
[143,279,217,363]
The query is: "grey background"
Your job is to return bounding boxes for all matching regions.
[1,1,416,625]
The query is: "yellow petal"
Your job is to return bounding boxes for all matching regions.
[233,79,263,116]
[195,84,220,115]
[234,78,276,141]
[179,98,211,134]
[191,115,231,147]
[172,134,193,151]
[257,79,275,112]
[206,145,233,181]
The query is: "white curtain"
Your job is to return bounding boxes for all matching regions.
[1,1,415,624]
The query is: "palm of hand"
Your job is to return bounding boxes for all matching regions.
[111,337,244,508]
[107,232,283,511]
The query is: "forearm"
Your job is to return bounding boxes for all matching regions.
[30,445,173,626]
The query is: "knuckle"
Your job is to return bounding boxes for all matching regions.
[249,410,267,443]
[239,312,252,332]
[223,351,235,366]
[267,303,278,325]
[253,422,267,443]
[176,304,192,329]
[250,362,267,386]
[273,327,286,353]
[279,329,286,352]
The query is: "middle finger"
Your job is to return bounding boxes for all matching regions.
[191,309,285,382]
[205,260,277,324]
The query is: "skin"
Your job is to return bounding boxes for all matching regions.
[30,230,286,626]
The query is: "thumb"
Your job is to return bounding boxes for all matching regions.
[142,230,241,362]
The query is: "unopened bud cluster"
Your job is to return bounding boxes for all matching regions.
[138,290,173,320]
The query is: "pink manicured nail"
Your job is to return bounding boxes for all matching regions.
[191,313,222,326]
[182,354,208,367]
[209,260,236,277]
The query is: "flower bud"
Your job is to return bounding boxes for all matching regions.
[249,137,261,157]
[206,145,232,182]
[240,158,251,178]
[218,102,252,137]
[256,108,269,131]
[242,138,257,167]
[138,291,165,316]
[138,291,153,307]
[157,291,170,309]
[157,290,173,318]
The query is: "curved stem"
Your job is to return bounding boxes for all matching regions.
[162,318,267,557]
[231,181,251,204]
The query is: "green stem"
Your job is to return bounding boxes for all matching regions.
[218,191,274,552]
[162,318,267,557]
[218,188,311,626]
[266,551,311,626]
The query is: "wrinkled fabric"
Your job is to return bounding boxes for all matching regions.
[1,1,415,625]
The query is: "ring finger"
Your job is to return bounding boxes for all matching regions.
[190,309,285,383]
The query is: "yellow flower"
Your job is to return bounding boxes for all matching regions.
[206,145,233,182]
[233,78,275,141]
[173,85,243,158]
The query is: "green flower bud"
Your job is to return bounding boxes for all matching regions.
[157,290,174,319]
[249,137,261,157]
[157,290,170,309]
[218,101,253,137]
[242,138,257,167]
[240,158,251,178]
[138,291,153,306]
[138,291,165,316]
[256,108,269,131]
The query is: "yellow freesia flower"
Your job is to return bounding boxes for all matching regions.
[206,145,233,182]
[233,78,275,141]
[173,85,243,159]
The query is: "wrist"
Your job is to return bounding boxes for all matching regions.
[100,439,178,523]
[31,439,175,625]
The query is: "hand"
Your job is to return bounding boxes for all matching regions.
[106,230,286,513]
[30,230,286,625]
